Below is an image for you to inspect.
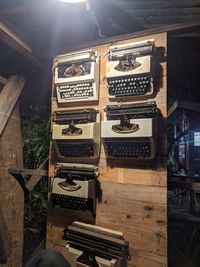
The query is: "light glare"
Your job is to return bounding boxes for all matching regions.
[59,0,86,3]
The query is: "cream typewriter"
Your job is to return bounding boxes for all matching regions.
[53,50,99,103]
[106,39,155,98]
[101,101,157,159]
[63,221,129,267]
[50,163,98,214]
[52,108,100,161]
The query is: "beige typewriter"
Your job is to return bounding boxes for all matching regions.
[50,163,98,215]
[63,221,129,267]
[53,50,99,103]
[52,108,100,161]
[101,101,157,159]
[106,39,155,98]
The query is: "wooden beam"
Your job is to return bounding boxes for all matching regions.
[115,0,200,10]
[26,157,48,191]
[0,75,25,136]
[0,75,8,85]
[168,181,200,191]
[0,18,42,67]
[0,204,10,263]
[124,8,200,17]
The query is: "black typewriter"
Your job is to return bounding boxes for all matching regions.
[106,39,155,98]
[101,101,157,159]
[52,108,100,161]
[50,163,98,214]
[63,221,129,267]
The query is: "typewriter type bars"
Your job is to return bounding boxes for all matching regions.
[52,108,100,161]
[63,221,129,267]
[106,39,155,98]
[53,50,99,103]
[101,101,157,159]
[50,164,98,214]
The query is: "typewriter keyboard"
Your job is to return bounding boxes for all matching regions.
[51,194,90,210]
[58,83,94,99]
[57,141,94,158]
[107,74,151,97]
[104,138,151,158]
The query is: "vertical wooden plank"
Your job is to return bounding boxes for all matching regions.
[0,103,24,267]
[0,204,10,263]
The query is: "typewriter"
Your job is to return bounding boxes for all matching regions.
[53,50,99,103]
[106,39,155,98]
[50,163,98,214]
[52,108,100,161]
[101,101,157,159]
[63,221,129,267]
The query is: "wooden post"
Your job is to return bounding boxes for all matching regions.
[0,205,10,263]
[0,101,24,266]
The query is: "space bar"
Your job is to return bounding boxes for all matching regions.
[64,95,89,99]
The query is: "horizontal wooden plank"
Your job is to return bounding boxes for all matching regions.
[124,8,200,17]
[100,182,167,204]
[0,75,25,136]
[116,0,200,10]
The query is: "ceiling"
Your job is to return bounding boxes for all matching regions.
[0,0,200,63]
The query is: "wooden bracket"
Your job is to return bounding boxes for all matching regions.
[9,157,48,194]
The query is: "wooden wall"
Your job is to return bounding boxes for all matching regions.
[47,32,167,267]
[0,103,24,267]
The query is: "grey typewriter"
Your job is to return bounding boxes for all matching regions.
[50,163,98,215]
[101,101,157,159]
[53,50,99,103]
[63,221,129,267]
[52,108,100,161]
[106,39,155,98]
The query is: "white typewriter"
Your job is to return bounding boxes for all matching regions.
[52,108,100,161]
[50,163,98,214]
[63,221,129,267]
[53,50,99,103]
[101,101,157,159]
[106,39,155,98]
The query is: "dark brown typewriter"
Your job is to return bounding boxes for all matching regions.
[63,221,130,267]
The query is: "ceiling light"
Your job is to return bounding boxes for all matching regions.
[59,0,86,3]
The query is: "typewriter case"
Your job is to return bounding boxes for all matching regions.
[101,102,157,160]
[52,109,100,162]
[50,163,98,215]
[106,39,155,99]
[53,50,99,103]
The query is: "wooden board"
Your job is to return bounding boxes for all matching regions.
[0,204,10,263]
[0,103,24,267]
[0,75,25,136]
[47,32,167,267]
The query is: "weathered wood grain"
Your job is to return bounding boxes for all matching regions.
[0,75,25,136]
[47,32,167,267]
[0,103,24,267]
